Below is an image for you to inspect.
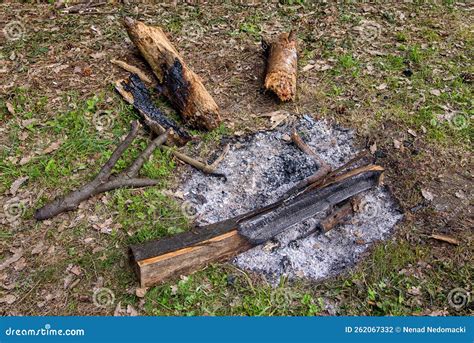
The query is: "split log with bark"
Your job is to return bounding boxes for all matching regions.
[263,31,298,102]
[123,17,221,130]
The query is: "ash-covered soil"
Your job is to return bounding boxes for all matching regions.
[178,116,403,283]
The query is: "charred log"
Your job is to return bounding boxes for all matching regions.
[123,17,221,130]
[116,74,191,146]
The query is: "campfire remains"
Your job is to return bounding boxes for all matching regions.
[129,118,394,287]
[35,19,402,288]
[167,117,401,284]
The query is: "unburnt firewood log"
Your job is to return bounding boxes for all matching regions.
[263,31,298,102]
[123,17,221,131]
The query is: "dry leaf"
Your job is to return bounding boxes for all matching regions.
[53,64,69,74]
[68,265,82,276]
[91,52,106,59]
[20,119,37,128]
[126,304,139,316]
[31,241,45,255]
[393,139,402,149]
[429,89,441,96]
[369,142,377,154]
[135,287,148,298]
[6,102,15,115]
[13,257,27,271]
[42,140,62,155]
[376,83,387,90]
[19,155,33,166]
[430,234,460,245]
[114,302,123,316]
[421,188,434,201]
[301,64,315,72]
[0,294,17,305]
[408,129,417,137]
[0,249,23,271]
[9,176,28,195]
[408,286,422,296]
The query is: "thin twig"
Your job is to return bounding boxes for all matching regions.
[163,146,227,179]
[62,0,107,13]
[282,130,332,199]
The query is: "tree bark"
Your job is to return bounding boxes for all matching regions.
[123,17,221,130]
[264,31,298,102]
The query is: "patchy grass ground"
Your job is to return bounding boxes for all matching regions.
[0,2,472,316]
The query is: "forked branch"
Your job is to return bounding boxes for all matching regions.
[35,121,168,220]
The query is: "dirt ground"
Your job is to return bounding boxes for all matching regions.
[0,1,472,316]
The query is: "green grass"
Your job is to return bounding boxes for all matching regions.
[114,188,189,244]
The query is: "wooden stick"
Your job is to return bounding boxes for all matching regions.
[123,17,221,130]
[162,145,228,178]
[319,195,361,232]
[34,122,168,220]
[264,31,298,101]
[111,59,153,84]
[280,130,332,200]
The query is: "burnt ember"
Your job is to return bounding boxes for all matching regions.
[178,116,402,283]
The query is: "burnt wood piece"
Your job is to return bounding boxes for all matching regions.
[130,168,382,286]
[123,17,221,130]
[238,171,382,244]
[116,74,191,146]
[264,31,298,101]
[35,122,168,220]
[319,196,360,232]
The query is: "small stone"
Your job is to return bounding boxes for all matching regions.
[421,188,434,201]
[454,190,466,199]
